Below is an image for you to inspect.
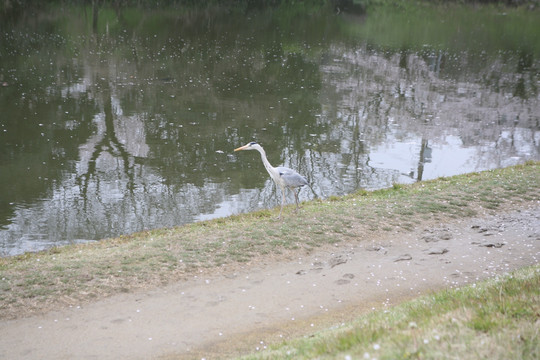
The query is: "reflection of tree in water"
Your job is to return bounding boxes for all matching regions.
[77,93,135,203]
[514,49,536,100]
[318,42,538,186]
[416,138,431,182]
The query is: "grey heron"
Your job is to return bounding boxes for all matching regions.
[234,141,308,219]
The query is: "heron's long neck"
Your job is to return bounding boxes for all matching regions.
[257,147,277,178]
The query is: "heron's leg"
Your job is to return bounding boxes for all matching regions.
[293,189,300,212]
[278,186,286,219]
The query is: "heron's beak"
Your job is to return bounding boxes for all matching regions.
[234,145,248,152]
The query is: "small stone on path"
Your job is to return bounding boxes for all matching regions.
[472,241,505,248]
[394,254,412,262]
[329,255,348,268]
[426,247,449,255]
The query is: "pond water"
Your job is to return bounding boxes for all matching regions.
[1,3,539,256]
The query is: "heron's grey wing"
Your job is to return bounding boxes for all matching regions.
[276,166,308,188]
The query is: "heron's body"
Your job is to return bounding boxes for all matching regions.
[234,142,308,218]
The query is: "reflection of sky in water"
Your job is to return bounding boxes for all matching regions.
[370,129,538,184]
[369,136,477,182]
[195,193,249,222]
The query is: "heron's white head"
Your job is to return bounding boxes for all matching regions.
[234,141,261,152]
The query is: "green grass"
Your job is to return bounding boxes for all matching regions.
[240,264,540,360]
[0,162,539,319]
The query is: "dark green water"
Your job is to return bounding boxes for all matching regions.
[1,3,539,255]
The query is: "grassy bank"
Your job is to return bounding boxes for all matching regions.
[1,162,539,319]
[240,264,540,360]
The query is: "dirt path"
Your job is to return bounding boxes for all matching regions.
[1,206,539,360]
